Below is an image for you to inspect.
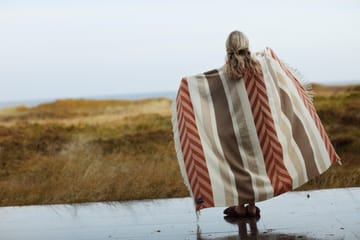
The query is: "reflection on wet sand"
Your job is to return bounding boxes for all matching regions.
[198,216,312,240]
[223,216,260,239]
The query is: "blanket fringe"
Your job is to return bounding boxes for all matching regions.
[284,62,313,102]
[170,97,195,205]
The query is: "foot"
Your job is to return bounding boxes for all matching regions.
[223,205,247,217]
[246,205,260,217]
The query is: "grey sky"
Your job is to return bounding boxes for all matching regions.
[1,0,359,102]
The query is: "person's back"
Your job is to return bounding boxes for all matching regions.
[223,31,263,217]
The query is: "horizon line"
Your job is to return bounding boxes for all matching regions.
[1,81,359,109]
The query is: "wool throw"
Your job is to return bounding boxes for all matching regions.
[171,48,340,211]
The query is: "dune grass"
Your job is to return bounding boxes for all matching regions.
[0,85,359,206]
[296,84,360,190]
[0,98,188,206]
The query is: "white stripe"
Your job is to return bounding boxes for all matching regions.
[171,95,193,200]
[187,75,228,207]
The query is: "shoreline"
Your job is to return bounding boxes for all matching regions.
[0,91,177,109]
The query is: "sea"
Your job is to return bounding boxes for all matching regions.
[1,79,359,110]
[0,91,177,109]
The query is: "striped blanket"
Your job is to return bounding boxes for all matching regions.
[172,48,340,211]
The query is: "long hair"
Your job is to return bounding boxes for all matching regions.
[225,31,262,80]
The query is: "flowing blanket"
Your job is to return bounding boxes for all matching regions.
[172,48,340,211]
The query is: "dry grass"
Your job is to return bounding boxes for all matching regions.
[0,130,187,205]
[0,98,188,206]
[296,84,360,190]
[0,84,359,207]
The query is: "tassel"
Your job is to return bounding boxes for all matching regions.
[171,96,196,209]
[283,62,314,102]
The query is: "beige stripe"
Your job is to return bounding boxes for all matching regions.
[259,56,307,188]
[280,82,330,173]
[218,69,269,202]
[264,55,329,176]
[205,70,255,204]
[270,60,330,173]
[196,75,238,206]
[265,51,331,172]
[279,87,320,179]
[282,87,330,173]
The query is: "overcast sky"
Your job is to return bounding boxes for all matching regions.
[0,0,359,102]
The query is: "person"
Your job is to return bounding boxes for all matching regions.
[222,31,264,218]
[172,30,340,218]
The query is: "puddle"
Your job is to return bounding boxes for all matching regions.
[0,188,359,239]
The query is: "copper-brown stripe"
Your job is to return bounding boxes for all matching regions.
[244,72,292,195]
[205,70,255,204]
[176,78,214,210]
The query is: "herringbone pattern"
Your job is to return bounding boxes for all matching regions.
[244,74,293,195]
[176,78,214,210]
[270,49,339,164]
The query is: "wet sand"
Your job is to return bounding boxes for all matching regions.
[0,188,359,239]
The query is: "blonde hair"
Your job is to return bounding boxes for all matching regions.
[225,31,262,80]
